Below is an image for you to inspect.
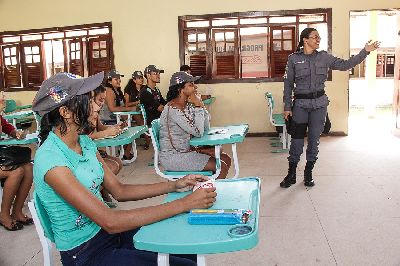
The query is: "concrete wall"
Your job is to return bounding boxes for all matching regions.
[0,0,398,134]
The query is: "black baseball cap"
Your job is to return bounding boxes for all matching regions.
[106,69,124,79]
[144,65,164,75]
[132,70,144,79]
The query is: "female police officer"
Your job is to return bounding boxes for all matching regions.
[280,27,380,188]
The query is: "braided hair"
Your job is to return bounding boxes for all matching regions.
[296,27,317,52]
[39,93,93,145]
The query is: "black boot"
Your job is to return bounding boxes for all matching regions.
[304,161,315,187]
[280,162,298,188]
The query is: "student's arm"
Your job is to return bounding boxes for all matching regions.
[105,88,136,112]
[88,117,120,139]
[124,93,139,108]
[45,160,216,234]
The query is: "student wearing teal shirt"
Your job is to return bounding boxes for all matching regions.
[32,72,216,266]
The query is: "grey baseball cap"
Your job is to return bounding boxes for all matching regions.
[132,70,144,79]
[32,72,104,116]
[106,69,124,79]
[144,65,164,75]
[169,71,200,87]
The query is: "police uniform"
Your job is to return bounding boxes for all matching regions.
[281,48,370,187]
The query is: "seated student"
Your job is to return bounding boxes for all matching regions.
[0,98,33,231]
[101,70,135,160]
[89,85,123,208]
[140,65,167,127]
[180,65,211,101]
[124,70,150,149]
[159,71,231,179]
[89,85,123,175]
[32,72,216,266]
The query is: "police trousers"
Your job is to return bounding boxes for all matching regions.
[288,104,327,163]
[60,228,197,266]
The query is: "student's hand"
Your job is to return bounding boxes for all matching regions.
[118,121,128,129]
[0,96,5,112]
[181,187,217,210]
[15,130,26,140]
[174,174,209,191]
[104,125,121,136]
[365,40,381,52]
[284,111,292,120]
[188,92,204,108]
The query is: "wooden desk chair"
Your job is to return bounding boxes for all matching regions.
[149,119,220,180]
[28,193,55,266]
[265,92,290,152]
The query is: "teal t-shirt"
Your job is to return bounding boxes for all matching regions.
[33,131,105,251]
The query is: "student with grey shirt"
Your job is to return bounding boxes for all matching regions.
[159,71,231,179]
[280,27,380,188]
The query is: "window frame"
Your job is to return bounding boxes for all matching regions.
[179,8,332,84]
[0,22,114,91]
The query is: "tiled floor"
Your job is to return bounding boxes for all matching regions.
[1,112,400,266]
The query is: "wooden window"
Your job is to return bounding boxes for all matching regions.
[88,36,112,76]
[0,22,113,91]
[20,41,44,87]
[2,45,22,87]
[179,9,332,83]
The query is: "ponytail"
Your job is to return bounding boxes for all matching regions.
[297,27,317,52]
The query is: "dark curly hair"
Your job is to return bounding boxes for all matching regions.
[166,83,186,102]
[39,93,93,145]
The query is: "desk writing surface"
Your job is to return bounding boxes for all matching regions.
[0,133,38,145]
[3,110,34,120]
[190,124,249,146]
[94,126,147,148]
[134,177,260,254]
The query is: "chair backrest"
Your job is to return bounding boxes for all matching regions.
[150,119,161,151]
[139,104,148,127]
[33,111,42,133]
[28,193,55,266]
[265,92,274,123]
[5,99,17,113]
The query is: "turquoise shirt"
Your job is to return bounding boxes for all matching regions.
[33,131,105,251]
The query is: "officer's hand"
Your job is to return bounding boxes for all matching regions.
[365,40,380,52]
[284,111,292,120]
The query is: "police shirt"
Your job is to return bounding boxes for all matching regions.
[283,48,369,111]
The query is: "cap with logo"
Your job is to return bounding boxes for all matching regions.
[132,71,144,79]
[106,69,124,79]
[32,72,104,117]
[169,71,200,87]
[144,65,164,75]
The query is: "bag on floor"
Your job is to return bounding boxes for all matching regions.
[0,146,31,171]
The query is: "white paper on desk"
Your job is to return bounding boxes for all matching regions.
[193,179,215,191]
[207,128,227,135]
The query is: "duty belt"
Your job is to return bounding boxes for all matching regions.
[294,89,325,99]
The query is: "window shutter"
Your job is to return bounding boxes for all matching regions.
[184,30,210,78]
[212,29,239,79]
[88,36,111,75]
[189,55,207,77]
[270,26,295,78]
[68,39,84,76]
[20,41,44,87]
[2,45,22,87]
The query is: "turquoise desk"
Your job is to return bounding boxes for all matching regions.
[93,126,147,163]
[0,132,38,146]
[134,177,260,266]
[203,96,216,106]
[114,110,142,127]
[190,124,249,178]
[3,110,34,128]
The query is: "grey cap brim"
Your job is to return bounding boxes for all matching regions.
[77,71,104,95]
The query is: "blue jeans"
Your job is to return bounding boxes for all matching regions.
[60,228,197,266]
